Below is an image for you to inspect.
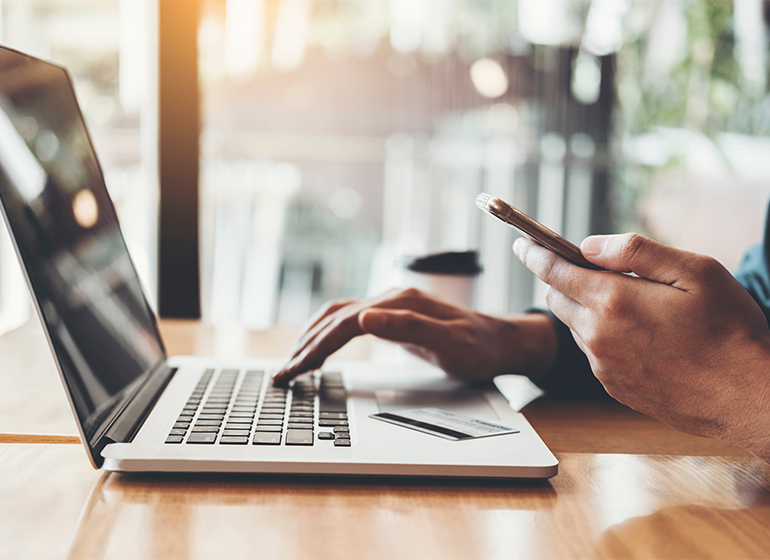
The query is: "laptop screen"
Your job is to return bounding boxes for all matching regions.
[0,47,165,444]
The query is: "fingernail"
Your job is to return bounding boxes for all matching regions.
[581,235,608,256]
[272,361,293,380]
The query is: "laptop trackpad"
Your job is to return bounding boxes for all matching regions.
[374,385,499,421]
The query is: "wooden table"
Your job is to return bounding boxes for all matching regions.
[1,319,769,559]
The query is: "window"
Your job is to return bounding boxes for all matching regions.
[198,0,611,328]
[0,0,158,332]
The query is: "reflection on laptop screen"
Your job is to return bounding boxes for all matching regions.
[0,48,165,442]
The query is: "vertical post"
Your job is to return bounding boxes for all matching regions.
[158,0,201,318]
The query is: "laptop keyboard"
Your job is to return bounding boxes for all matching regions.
[164,369,351,447]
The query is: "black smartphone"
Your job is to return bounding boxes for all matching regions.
[476,193,602,270]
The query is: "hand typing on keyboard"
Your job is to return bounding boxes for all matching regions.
[272,287,558,386]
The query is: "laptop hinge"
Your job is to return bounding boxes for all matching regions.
[102,362,176,444]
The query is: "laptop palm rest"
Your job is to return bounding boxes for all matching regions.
[371,378,500,422]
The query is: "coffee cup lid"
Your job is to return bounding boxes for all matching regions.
[402,250,483,275]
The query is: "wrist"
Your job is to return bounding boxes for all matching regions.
[493,313,557,379]
[722,339,770,462]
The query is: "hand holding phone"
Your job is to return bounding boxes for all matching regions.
[476,193,602,270]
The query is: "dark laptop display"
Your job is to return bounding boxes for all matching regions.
[0,47,165,443]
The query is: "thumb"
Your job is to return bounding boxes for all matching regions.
[581,233,686,286]
[358,309,449,350]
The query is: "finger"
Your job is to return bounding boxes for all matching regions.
[358,309,451,350]
[513,237,599,306]
[384,288,467,320]
[580,233,690,288]
[543,286,586,332]
[273,313,364,385]
[291,298,356,353]
[288,288,462,363]
[569,328,590,357]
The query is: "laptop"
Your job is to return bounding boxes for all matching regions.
[0,45,558,478]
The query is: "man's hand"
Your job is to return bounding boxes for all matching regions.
[514,233,770,460]
[273,287,557,386]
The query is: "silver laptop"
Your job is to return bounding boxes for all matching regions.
[0,46,557,478]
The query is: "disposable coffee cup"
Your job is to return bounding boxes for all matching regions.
[399,250,483,308]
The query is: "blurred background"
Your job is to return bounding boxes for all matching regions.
[0,0,769,333]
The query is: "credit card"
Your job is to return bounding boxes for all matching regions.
[370,408,519,441]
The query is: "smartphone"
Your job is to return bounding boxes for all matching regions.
[476,193,602,270]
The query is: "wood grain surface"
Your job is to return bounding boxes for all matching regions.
[1,448,756,560]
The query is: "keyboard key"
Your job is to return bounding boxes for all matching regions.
[195,419,221,426]
[187,433,217,444]
[220,436,249,445]
[225,426,251,433]
[290,406,314,413]
[334,439,351,447]
[192,420,220,432]
[287,423,313,430]
[198,414,225,420]
[173,422,190,429]
[287,417,313,424]
[192,424,219,432]
[289,411,313,418]
[169,428,187,436]
[260,409,285,415]
[318,432,335,440]
[335,432,350,439]
[253,432,282,445]
[333,426,350,433]
[225,418,252,424]
[228,412,254,418]
[165,435,184,444]
[255,425,282,432]
[222,430,251,437]
[286,430,314,445]
[258,414,284,420]
[319,419,348,427]
[319,412,348,419]
[257,419,283,426]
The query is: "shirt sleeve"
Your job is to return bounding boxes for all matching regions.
[525,308,609,399]
[733,211,770,326]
